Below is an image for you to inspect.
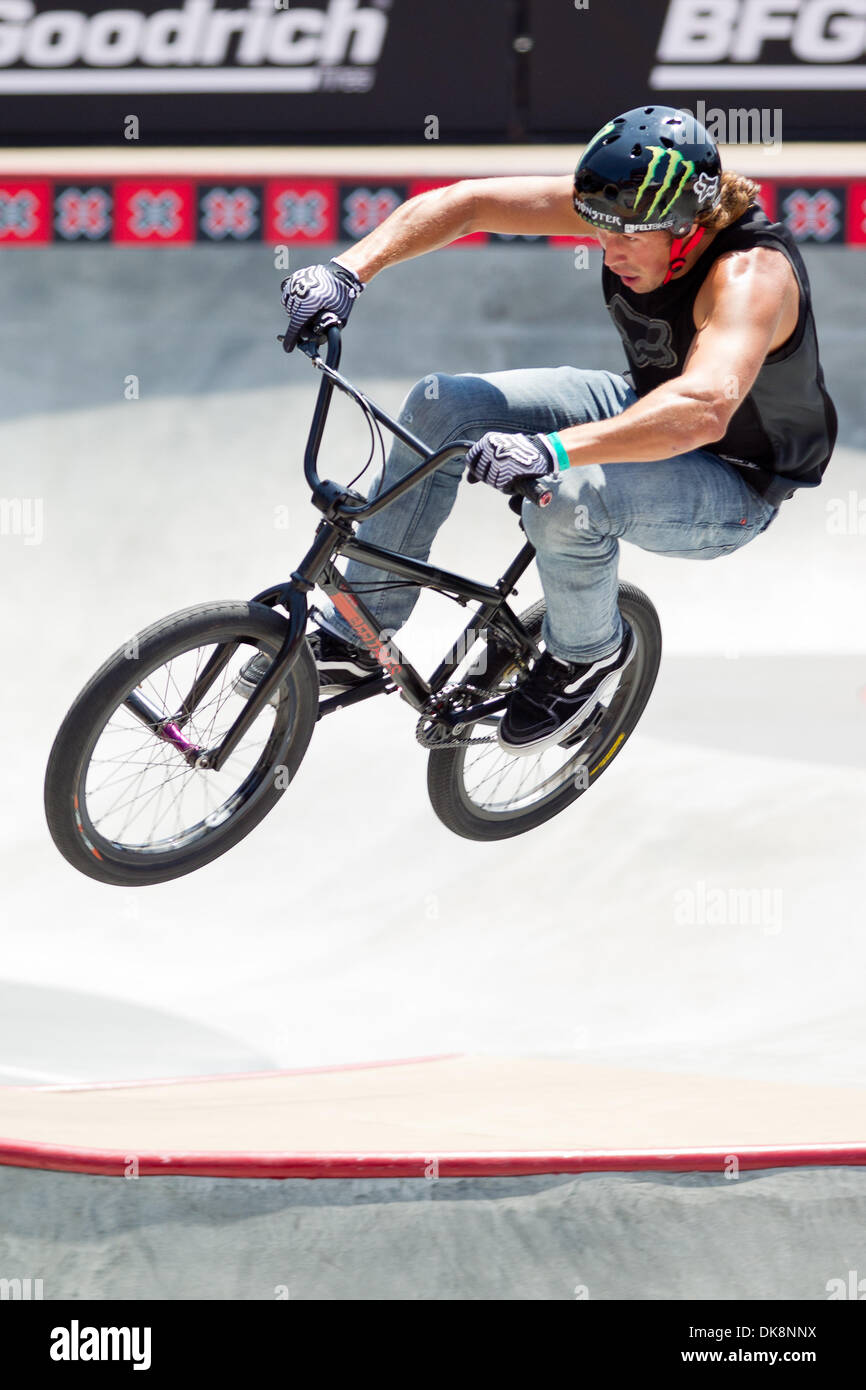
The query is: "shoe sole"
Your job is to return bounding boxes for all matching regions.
[234,670,365,702]
[317,678,358,697]
[234,658,377,705]
[496,631,637,758]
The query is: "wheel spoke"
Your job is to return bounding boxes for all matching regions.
[453,624,643,818]
[80,640,286,854]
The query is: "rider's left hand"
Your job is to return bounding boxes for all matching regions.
[465,431,557,491]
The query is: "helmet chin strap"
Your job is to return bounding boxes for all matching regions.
[663,225,705,284]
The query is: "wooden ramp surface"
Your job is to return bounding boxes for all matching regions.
[1,1056,864,1178]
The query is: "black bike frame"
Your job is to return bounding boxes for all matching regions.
[175,327,541,772]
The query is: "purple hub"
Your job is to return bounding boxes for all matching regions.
[159,721,203,761]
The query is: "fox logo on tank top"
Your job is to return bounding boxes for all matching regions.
[607,295,677,369]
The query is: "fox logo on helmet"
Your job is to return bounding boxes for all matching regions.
[694,172,721,207]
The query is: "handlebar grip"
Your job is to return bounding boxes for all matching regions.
[294,323,342,370]
[509,475,555,508]
[295,311,341,348]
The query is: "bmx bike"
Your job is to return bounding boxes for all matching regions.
[45,325,662,886]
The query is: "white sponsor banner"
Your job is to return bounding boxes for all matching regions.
[653,0,866,91]
[0,66,322,91]
[0,0,386,93]
[652,63,866,88]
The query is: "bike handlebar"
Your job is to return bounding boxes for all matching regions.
[288,323,552,512]
[508,475,554,508]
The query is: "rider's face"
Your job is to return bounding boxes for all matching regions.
[595,228,678,293]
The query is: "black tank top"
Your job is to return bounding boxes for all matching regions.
[601,205,837,507]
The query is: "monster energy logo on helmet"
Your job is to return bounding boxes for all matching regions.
[635,148,695,223]
[573,106,722,237]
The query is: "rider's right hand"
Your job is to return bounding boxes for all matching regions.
[280,259,365,351]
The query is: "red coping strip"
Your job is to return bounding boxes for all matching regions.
[0,175,861,247]
[4,1055,865,1179]
[1,1140,865,1179]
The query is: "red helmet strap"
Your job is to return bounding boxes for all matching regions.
[663,226,706,284]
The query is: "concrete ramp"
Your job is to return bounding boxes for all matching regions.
[1,1057,865,1298]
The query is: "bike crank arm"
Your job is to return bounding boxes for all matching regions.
[439,693,509,728]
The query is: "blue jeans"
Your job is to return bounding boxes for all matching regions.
[318,366,779,662]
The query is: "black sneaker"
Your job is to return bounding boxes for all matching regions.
[234,626,380,704]
[498,622,636,756]
[307,626,380,695]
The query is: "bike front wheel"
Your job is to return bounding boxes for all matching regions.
[426,584,661,841]
[44,601,319,886]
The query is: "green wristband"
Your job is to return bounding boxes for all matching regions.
[546,431,570,471]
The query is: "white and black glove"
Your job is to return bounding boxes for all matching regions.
[465,431,557,492]
[280,258,364,351]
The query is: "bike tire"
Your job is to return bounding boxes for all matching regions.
[44,601,318,886]
[426,584,661,841]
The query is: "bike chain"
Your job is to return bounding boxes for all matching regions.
[415,632,535,750]
[415,684,502,750]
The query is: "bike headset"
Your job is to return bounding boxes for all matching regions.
[572,105,723,284]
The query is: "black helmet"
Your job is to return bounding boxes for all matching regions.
[574,106,722,237]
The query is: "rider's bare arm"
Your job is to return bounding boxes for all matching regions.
[336,176,595,282]
[465,175,598,238]
[552,248,797,467]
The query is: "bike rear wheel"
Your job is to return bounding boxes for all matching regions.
[426,584,661,841]
[44,601,318,886]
